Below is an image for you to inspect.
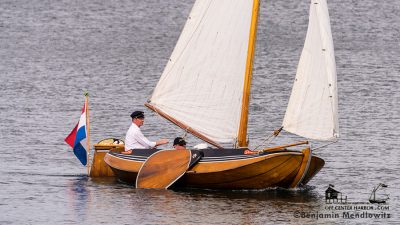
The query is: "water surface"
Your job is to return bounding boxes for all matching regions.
[0,0,398,224]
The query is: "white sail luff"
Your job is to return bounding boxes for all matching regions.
[282,0,339,141]
[149,1,254,145]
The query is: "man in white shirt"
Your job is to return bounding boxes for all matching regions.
[122,111,169,154]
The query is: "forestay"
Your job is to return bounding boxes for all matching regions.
[282,0,339,141]
[147,0,254,145]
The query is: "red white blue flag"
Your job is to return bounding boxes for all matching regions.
[65,101,88,166]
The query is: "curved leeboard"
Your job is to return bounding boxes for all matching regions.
[136,149,201,189]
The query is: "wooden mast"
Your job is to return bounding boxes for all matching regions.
[237,0,260,147]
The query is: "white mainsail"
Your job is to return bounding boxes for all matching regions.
[283,0,339,141]
[148,0,255,145]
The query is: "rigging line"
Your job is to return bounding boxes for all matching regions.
[253,126,283,150]
[253,133,275,150]
[182,128,189,139]
[313,139,337,151]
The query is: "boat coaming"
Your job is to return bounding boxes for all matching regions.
[104,148,324,189]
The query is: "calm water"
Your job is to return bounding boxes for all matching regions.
[0,0,399,224]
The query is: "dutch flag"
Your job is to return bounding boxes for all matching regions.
[65,101,88,166]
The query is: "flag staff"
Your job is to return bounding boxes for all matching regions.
[84,91,91,175]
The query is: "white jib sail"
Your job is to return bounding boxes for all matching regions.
[148,0,254,145]
[282,0,339,141]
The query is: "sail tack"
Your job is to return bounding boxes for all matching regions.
[148,0,255,145]
[283,0,339,141]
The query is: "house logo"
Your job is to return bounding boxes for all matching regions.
[325,184,347,204]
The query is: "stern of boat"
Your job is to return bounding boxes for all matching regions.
[90,139,125,177]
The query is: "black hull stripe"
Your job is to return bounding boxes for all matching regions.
[114,154,147,161]
[112,153,272,163]
[110,150,301,163]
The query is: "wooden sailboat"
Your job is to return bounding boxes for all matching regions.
[369,183,389,204]
[102,0,339,189]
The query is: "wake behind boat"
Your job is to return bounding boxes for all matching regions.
[95,0,339,189]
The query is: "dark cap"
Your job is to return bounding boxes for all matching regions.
[130,111,144,119]
[173,137,186,146]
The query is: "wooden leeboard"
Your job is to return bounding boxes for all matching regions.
[136,149,202,189]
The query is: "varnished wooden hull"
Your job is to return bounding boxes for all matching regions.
[103,147,324,189]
